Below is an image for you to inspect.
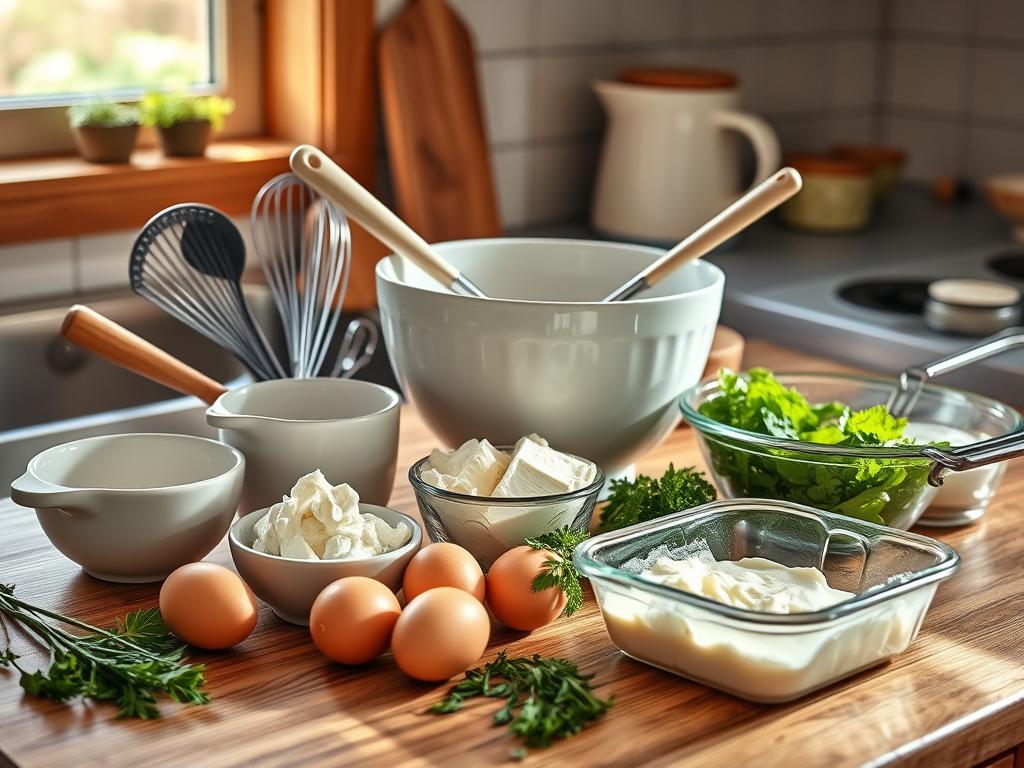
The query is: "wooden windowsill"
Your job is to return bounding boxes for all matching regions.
[0,138,294,244]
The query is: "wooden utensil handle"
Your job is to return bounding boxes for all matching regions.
[61,305,228,405]
[645,167,803,288]
[289,144,461,287]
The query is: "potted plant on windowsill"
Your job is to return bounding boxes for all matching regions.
[141,92,235,157]
[67,102,141,163]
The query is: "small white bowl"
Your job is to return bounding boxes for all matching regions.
[10,433,244,583]
[229,504,422,625]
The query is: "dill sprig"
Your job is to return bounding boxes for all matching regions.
[0,583,209,719]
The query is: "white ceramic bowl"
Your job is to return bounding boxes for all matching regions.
[10,433,244,583]
[207,378,401,513]
[229,504,422,625]
[376,239,724,476]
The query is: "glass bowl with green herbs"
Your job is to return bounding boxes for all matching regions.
[680,369,1022,529]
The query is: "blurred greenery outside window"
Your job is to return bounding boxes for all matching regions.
[0,0,215,106]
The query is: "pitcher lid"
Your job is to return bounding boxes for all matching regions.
[619,68,738,90]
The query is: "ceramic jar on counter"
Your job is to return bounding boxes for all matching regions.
[778,154,875,233]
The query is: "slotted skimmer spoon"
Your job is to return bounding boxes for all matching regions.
[130,204,287,381]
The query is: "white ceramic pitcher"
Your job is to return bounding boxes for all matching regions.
[592,70,780,244]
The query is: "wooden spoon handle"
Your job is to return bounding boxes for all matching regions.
[289,144,461,288]
[649,167,802,286]
[603,167,803,302]
[61,305,228,405]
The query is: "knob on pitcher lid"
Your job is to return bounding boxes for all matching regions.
[619,68,738,89]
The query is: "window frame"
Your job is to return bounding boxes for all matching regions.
[0,0,264,160]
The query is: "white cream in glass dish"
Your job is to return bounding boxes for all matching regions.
[376,238,724,491]
[575,498,959,703]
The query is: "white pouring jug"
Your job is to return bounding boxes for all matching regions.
[592,69,780,244]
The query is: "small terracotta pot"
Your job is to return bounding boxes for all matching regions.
[71,124,139,163]
[157,120,212,157]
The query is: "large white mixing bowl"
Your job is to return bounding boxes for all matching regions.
[376,238,724,476]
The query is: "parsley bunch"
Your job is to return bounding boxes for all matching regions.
[0,584,209,719]
[598,465,716,532]
[430,650,613,753]
[524,527,590,617]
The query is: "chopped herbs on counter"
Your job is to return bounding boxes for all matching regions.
[598,464,717,532]
[524,527,589,617]
[0,584,209,719]
[429,650,613,752]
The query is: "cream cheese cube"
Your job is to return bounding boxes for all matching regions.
[492,438,596,498]
[427,439,510,496]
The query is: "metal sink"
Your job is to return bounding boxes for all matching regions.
[0,288,400,491]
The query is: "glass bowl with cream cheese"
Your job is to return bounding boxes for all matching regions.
[409,436,604,568]
[575,498,959,703]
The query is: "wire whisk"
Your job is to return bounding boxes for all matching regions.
[252,172,361,378]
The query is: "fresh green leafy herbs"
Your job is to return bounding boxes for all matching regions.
[0,584,209,719]
[598,464,717,533]
[697,368,933,526]
[429,650,613,751]
[68,101,141,128]
[524,527,589,617]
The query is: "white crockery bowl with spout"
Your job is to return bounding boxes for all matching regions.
[376,239,724,477]
[10,433,244,583]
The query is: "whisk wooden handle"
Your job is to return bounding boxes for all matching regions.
[290,144,461,288]
[61,305,228,406]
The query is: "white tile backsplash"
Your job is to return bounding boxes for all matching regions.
[529,53,616,140]
[970,47,1024,123]
[612,0,689,44]
[831,39,879,111]
[479,57,534,145]
[966,124,1024,178]
[976,0,1024,41]
[448,0,535,52]
[886,40,968,113]
[890,0,970,36]
[883,115,962,180]
[0,239,75,303]
[492,146,530,228]
[536,0,615,48]
[527,141,601,224]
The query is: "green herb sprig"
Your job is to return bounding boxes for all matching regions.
[0,584,209,719]
[524,527,590,617]
[599,464,716,532]
[430,650,613,752]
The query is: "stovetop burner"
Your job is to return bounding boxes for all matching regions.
[987,251,1024,280]
[836,278,930,314]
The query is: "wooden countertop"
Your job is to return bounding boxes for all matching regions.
[2,341,1024,768]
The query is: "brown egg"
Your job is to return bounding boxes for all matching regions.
[391,587,490,681]
[402,542,486,602]
[485,546,567,632]
[309,577,402,665]
[159,562,258,650]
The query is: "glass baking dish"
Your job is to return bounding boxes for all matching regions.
[574,498,959,703]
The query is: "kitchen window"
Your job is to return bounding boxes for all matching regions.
[0,0,263,159]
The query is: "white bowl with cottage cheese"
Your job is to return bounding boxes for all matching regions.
[229,470,421,625]
[409,435,604,567]
[377,239,723,484]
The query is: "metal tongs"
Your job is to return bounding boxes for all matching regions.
[887,328,1024,486]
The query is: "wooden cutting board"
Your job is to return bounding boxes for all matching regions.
[379,0,501,242]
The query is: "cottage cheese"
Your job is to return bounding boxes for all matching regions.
[252,470,411,560]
